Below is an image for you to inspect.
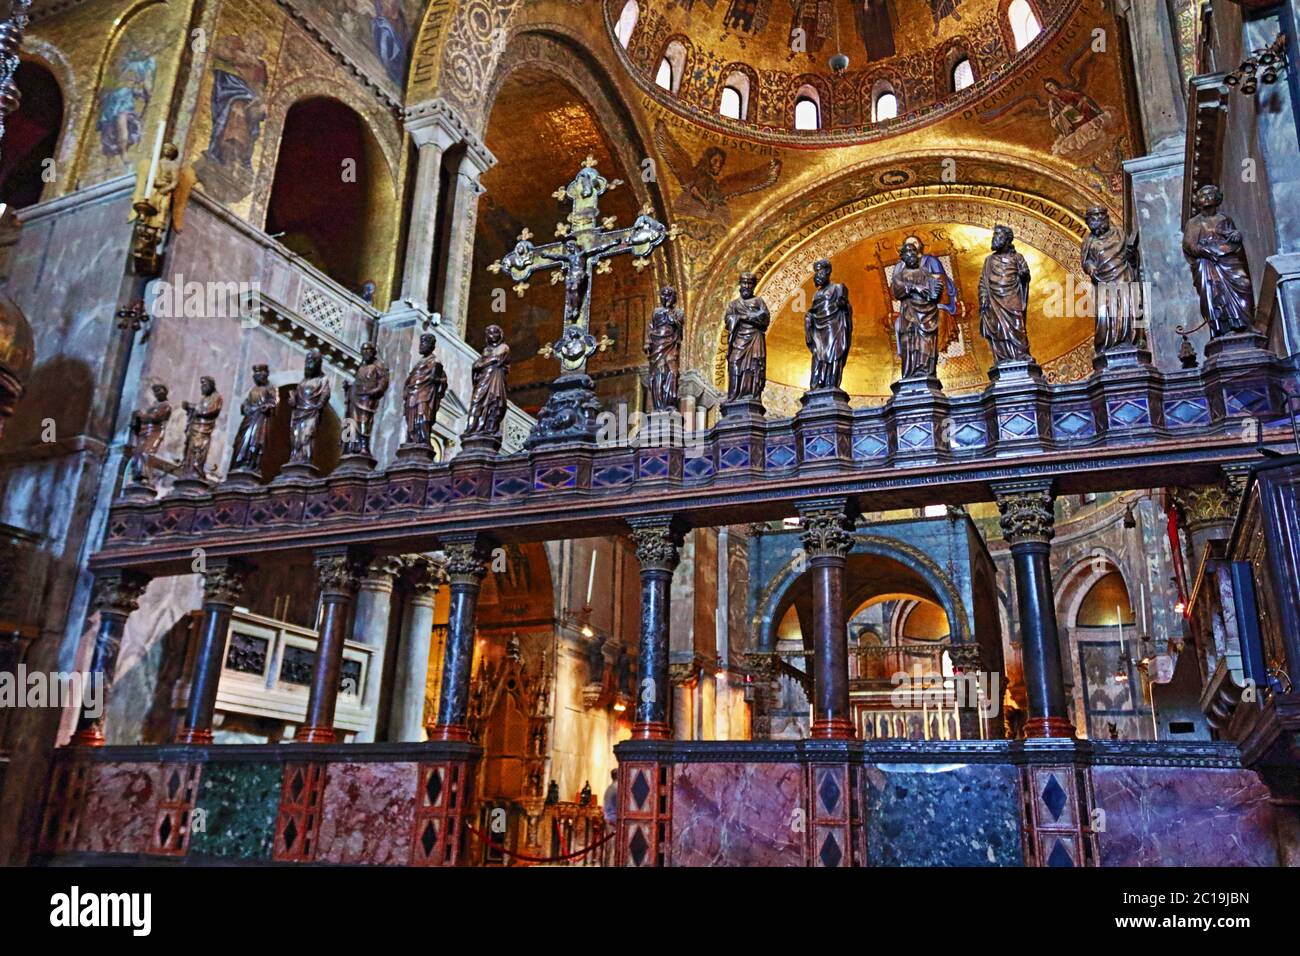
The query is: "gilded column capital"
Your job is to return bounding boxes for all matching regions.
[313,549,363,600]
[441,534,493,585]
[201,558,251,607]
[1172,474,1247,531]
[993,480,1056,546]
[627,516,686,573]
[92,569,151,619]
[796,498,857,560]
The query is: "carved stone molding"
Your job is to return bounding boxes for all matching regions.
[796,499,857,560]
[201,559,251,608]
[993,480,1056,546]
[91,569,150,619]
[627,516,685,573]
[313,550,363,600]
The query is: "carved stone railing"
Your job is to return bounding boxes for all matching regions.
[93,339,1294,573]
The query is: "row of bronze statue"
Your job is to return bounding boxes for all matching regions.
[645,186,1257,413]
[127,328,514,490]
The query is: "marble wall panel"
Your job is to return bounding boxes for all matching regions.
[1093,765,1280,866]
[72,761,163,855]
[190,761,281,861]
[671,761,805,867]
[313,761,419,864]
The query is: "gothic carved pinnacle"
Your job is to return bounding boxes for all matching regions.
[994,482,1055,545]
[627,517,685,573]
[799,507,856,559]
[92,570,150,618]
[202,560,250,607]
[314,551,363,599]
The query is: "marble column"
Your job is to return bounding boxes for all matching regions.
[70,570,151,746]
[1114,0,1186,153]
[390,556,442,742]
[352,557,402,743]
[628,516,686,740]
[1173,472,1248,573]
[175,558,251,744]
[429,534,492,741]
[994,480,1075,739]
[398,122,457,312]
[797,498,858,739]
[295,548,363,744]
[439,149,493,337]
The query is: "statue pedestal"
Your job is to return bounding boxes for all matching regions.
[395,442,437,465]
[169,472,213,497]
[219,467,264,491]
[1092,344,1153,372]
[714,405,768,479]
[985,360,1051,455]
[890,375,950,462]
[720,397,765,422]
[459,431,502,456]
[1201,331,1279,422]
[334,452,378,476]
[794,388,852,470]
[527,372,602,449]
[1091,346,1165,437]
[118,480,158,503]
[272,461,320,485]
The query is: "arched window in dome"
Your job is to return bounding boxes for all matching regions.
[952,56,975,92]
[1008,0,1042,51]
[657,40,687,93]
[719,71,750,120]
[615,0,639,48]
[872,85,898,123]
[794,85,820,130]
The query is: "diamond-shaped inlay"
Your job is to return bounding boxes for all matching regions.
[1109,398,1149,427]
[684,455,714,480]
[766,443,796,468]
[639,453,669,478]
[1040,773,1068,822]
[852,432,886,461]
[630,770,651,810]
[158,813,173,846]
[819,832,843,868]
[1046,838,1074,867]
[1226,387,1268,415]
[420,820,438,857]
[492,474,529,498]
[720,445,750,469]
[289,770,305,803]
[952,422,985,448]
[426,769,443,806]
[1164,398,1209,427]
[818,771,841,813]
[899,423,931,449]
[534,465,577,490]
[629,826,650,867]
[1053,410,1093,438]
[804,434,836,459]
[1000,411,1036,438]
[167,769,182,800]
[594,464,634,486]
[282,817,298,850]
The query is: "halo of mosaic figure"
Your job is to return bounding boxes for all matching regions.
[120,168,1261,496]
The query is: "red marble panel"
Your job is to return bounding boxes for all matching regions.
[73,762,164,855]
[314,762,419,865]
[671,762,806,867]
[1093,765,1279,867]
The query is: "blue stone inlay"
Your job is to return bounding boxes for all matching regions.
[1047,838,1075,867]
[533,464,577,490]
[491,474,529,498]
[818,771,841,814]
[1226,387,1268,415]
[1052,409,1094,439]
[1164,397,1210,427]
[450,476,479,500]
[804,434,836,459]
[639,452,669,478]
[999,411,1037,438]
[1108,397,1150,428]
[766,443,796,469]
[819,832,843,868]
[684,455,715,480]
[899,423,932,450]
[630,770,651,810]
[952,421,986,449]
[1041,773,1068,822]
[863,763,1023,866]
[593,463,635,487]
[719,445,750,469]
[852,432,887,461]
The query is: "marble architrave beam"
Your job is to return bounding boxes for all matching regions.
[92,343,1293,576]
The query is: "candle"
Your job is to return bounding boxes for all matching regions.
[586,550,597,605]
[143,121,165,199]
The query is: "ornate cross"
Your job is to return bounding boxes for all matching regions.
[488,156,677,375]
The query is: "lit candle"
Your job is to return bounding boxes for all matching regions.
[586,550,597,605]
[143,121,166,199]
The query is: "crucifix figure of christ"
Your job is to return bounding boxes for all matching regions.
[489,156,677,378]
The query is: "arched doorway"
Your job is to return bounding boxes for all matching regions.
[0,61,64,208]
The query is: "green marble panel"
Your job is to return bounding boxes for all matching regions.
[191,762,281,861]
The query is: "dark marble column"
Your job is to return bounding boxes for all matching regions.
[994,480,1075,738]
[176,558,251,744]
[295,548,363,744]
[798,498,858,739]
[429,534,493,741]
[70,570,151,747]
[628,516,685,740]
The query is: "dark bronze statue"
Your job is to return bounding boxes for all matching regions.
[1081,205,1144,351]
[1183,184,1256,337]
[128,383,172,484]
[230,364,277,474]
[978,225,1032,364]
[724,272,770,402]
[645,286,683,412]
[403,332,448,446]
[343,342,390,456]
[465,325,510,437]
[805,258,852,390]
[288,349,329,464]
[178,376,222,481]
[891,240,944,381]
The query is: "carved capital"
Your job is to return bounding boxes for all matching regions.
[947,644,982,673]
[797,499,857,559]
[401,554,444,595]
[627,516,685,573]
[744,651,781,682]
[92,570,150,619]
[201,559,250,607]
[668,661,700,687]
[1173,474,1247,531]
[361,554,405,589]
[314,549,363,600]
[993,481,1055,546]
[442,535,493,585]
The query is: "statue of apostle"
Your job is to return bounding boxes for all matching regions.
[645,286,684,412]
[178,376,222,480]
[1081,205,1144,351]
[978,225,1033,365]
[1182,184,1256,337]
[229,364,278,474]
[288,349,330,464]
[805,258,852,390]
[343,342,390,456]
[890,240,944,381]
[128,383,172,484]
[403,332,449,446]
[465,325,510,438]
[724,272,770,403]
